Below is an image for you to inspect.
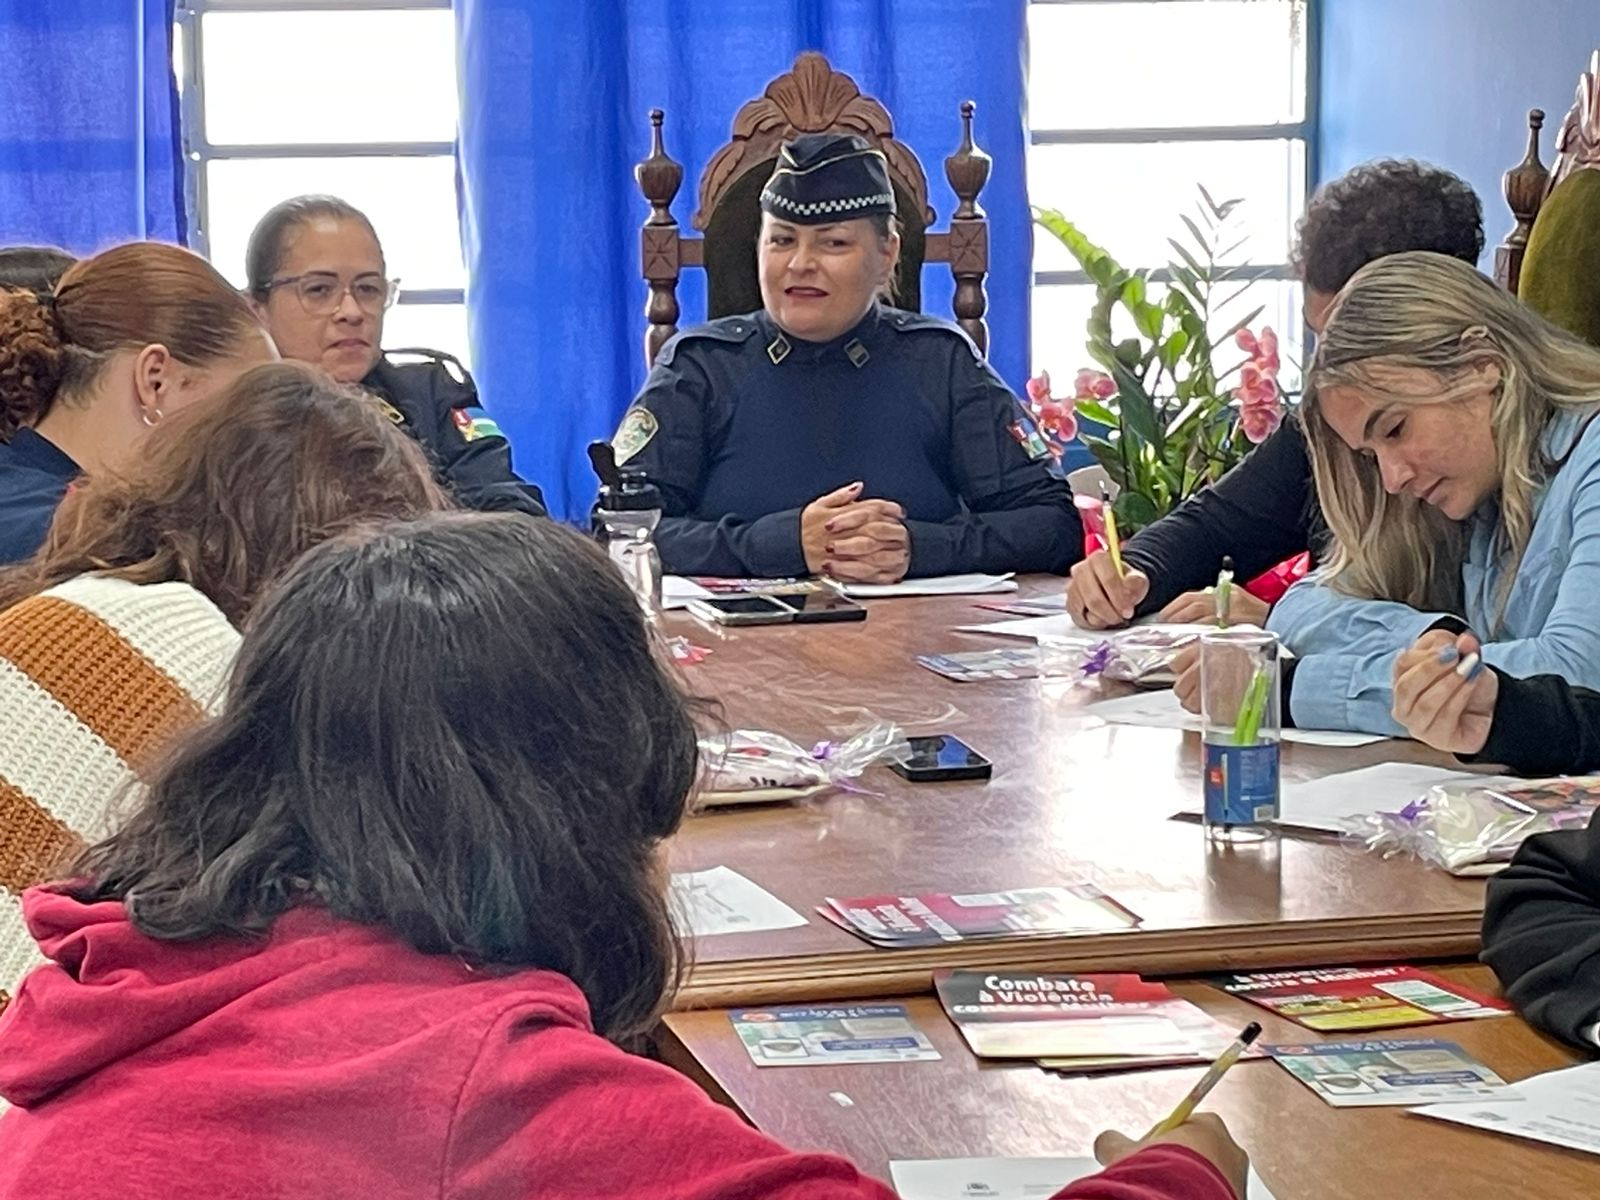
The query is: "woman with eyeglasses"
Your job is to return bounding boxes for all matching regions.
[245,195,546,516]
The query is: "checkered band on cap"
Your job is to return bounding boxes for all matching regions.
[759,133,897,226]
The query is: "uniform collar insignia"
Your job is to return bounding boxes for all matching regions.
[844,338,870,368]
[766,333,792,365]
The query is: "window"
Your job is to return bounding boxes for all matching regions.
[1027,0,1312,390]
[173,0,468,364]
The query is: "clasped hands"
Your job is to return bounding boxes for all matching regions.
[800,482,910,584]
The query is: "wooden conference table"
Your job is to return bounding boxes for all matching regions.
[660,966,1600,1200]
[664,582,1488,1008]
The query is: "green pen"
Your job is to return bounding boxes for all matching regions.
[1233,664,1270,746]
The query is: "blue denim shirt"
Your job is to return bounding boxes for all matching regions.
[1268,406,1600,734]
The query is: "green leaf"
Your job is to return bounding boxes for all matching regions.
[1114,490,1161,531]
[1114,338,1143,369]
[1087,440,1127,488]
[1167,239,1209,283]
[1179,214,1211,261]
[1033,208,1126,289]
[1196,181,1221,216]
[1107,359,1164,453]
[1159,328,1191,372]
[1074,399,1117,427]
[1214,304,1266,347]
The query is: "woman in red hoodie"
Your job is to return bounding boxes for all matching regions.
[0,512,1248,1199]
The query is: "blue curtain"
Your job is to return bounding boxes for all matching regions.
[0,1,184,251]
[456,0,1030,521]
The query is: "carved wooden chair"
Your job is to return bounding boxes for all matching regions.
[1495,50,1600,294]
[635,51,992,367]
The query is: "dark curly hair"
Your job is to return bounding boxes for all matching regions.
[1293,159,1485,294]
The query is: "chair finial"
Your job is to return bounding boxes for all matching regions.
[946,99,990,222]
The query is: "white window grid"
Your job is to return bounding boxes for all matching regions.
[172,0,462,317]
[1027,0,1317,373]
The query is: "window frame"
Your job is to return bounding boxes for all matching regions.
[173,0,463,318]
[1026,0,1319,303]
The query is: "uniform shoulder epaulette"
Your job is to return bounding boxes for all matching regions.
[655,316,761,366]
[882,309,982,359]
[383,346,470,385]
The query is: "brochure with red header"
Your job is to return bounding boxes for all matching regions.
[820,886,1138,949]
[935,970,1257,1071]
[1211,965,1512,1032]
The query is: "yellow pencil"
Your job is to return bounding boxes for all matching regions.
[1145,1021,1262,1138]
[1101,487,1124,578]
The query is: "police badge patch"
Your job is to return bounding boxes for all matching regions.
[1009,420,1052,462]
[612,407,659,465]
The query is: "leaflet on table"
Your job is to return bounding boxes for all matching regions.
[916,648,1041,682]
[728,1003,941,1066]
[1414,1061,1600,1158]
[1085,688,1387,748]
[841,574,1017,598]
[935,970,1255,1071]
[820,886,1138,949]
[973,596,1067,617]
[669,866,808,937]
[889,1157,1279,1200]
[1265,1038,1518,1107]
[1211,965,1511,1032]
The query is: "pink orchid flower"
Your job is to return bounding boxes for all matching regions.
[1235,326,1281,376]
[1074,368,1116,400]
[1239,398,1284,443]
[1025,370,1053,406]
[1024,370,1079,443]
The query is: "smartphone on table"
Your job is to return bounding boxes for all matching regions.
[888,734,992,782]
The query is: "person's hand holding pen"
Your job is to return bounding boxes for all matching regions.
[1093,1114,1249,1199]
[1392,629,1498,755]
[1096,1020,1259,1198]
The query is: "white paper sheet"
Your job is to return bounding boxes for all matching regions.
[1413,1061,1600,1157]
[662,576,715,610]
[889,1156,1277,1200]
[1276,762,1508,833]
[1085,689,1388,748]
[669,866,807,937]
[842,573,1017,598]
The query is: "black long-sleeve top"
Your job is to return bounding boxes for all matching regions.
[1475,671,1600,1047]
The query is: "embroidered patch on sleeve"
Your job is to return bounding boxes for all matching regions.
[451,407,503,443]
[1010,420,1052,462]
[612,407,659,465]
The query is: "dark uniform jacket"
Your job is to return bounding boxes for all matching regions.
[617,305,1081,579]
[0,428,80,566]
[1122,417,1326,616]
[361,351,545,517]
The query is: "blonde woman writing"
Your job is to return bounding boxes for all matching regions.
[1265,251,1600,735]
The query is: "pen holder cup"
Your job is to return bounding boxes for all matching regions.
[1200,629,1281,844]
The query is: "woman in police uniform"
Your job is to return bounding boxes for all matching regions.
[614,133,1081,584]
[245,196,545,516]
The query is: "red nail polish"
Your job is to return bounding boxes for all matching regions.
[825,521,835,532]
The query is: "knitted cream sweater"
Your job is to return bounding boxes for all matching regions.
[0,575,241,1015]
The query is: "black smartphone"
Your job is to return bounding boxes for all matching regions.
[685,595,795,626]
[779,593,867,623]
[887,734,992,782]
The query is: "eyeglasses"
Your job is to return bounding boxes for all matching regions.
[265,271,400,316]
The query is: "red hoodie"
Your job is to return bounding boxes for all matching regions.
[0,889,1235,1200]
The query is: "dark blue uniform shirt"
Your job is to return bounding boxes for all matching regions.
[620,304,1081,578]
[0,428,80,565]
[362,351,546,517]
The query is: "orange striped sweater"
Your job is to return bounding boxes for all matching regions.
[0,576,240,1016]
